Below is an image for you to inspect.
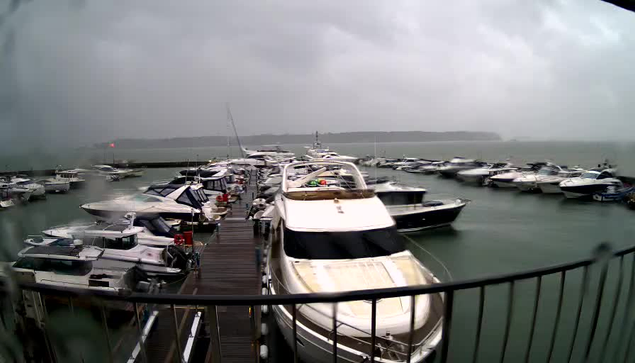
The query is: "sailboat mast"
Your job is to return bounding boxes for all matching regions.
[226,103,245,158]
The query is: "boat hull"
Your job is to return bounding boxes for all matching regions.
[515,182,538,192]
[81,207,204,222]
[270,295,437,363]
[44,182,70,193]
[457,174,486,184]
[390,201,467,233]
[491,180,516,188]
[560,184,610,199]
[537,182,562,194]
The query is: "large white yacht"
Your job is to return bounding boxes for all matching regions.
[81,184,225,222]
[3,176,46,199]
[559,169,622,199]
[242,145,295,159]
[306,133,358,162]
[267,161,443,363]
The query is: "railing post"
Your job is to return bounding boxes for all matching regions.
[100,302,114,363]
[134,302,148,363]
[473,286,486,363]
[332,303,338,363]
[614,253,635,362]
[171,304,183,363]
[205,305,222,362]
[499,281,514,363]
[440,290,454,363]
[523,277,542,363]
[583,243,612,362]
[292,304,298,363]
[547,271,566,362]
[599,255,624,359]
[370,298,377,363]
[407,295,416,363]
[566,265,590,363]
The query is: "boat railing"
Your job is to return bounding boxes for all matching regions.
[3,242,635,363]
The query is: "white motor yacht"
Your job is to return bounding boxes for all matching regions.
[81,184,225,222]
[12,242,155,293]
[437,157,484,178]
[267,160,443,363]
[25,224,191,277]
[457,162,517,184]
[39,178,71,193]
[55,169,87,188]
[488,162,548,188]
[373,181,468,232]
[43,214,177,248]
[536,169,584,194]
[559,169,622,199]
[5,176,46,199]
[512,164,564,192]
[417,161,447,174]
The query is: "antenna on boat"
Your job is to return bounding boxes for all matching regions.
[226,103,245,158]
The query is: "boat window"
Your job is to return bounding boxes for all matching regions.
[597,172,614,180]
[14,258,92,276]
[177,189,202,208]
[104,235,137,250]
[283,227,406,259]
[248,155,265,160]
[581,172,599,179]
[377,192,423,206]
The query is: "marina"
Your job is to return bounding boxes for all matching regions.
[1,142,635,362]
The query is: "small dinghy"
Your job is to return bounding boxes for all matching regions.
[592,185,635,202]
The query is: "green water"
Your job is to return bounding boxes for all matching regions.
[1,142,633,362]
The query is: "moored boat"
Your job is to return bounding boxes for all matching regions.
[267,160,444,363]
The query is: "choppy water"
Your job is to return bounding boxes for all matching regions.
[1,142,633,362]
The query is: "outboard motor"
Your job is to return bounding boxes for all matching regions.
[124,265,153,292]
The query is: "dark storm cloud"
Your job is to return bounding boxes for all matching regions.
[1,0,635,150]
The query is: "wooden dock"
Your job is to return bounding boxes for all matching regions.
[141,175,262,363]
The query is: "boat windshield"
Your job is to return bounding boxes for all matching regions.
[538,168,557,176]
[581,172,599,179]
[283,227,406,259]
[137,217,175,237]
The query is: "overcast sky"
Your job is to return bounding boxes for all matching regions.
[1,0,635,149]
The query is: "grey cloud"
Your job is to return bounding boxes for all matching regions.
[1,0,635,152]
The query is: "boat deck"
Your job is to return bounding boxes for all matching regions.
[142,173,262,363]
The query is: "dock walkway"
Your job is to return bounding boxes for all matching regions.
[142,172,261,363]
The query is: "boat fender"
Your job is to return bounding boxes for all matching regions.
[261,323,269,336]
[262,288,268,296]
[259,345,268,360]
[261,305,269,315]
[262,276,267,286]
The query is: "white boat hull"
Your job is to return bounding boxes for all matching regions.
[515,182,537,192]
[537,183,562,194]
[491,181,516,188]
[44,181,71,193]
[270,294,437,363]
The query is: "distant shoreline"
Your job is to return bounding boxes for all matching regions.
[93,131,501,150]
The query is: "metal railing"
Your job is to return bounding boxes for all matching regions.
[2,242,635,363]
